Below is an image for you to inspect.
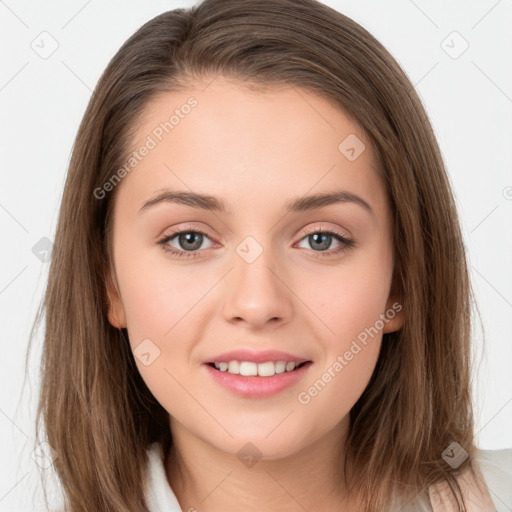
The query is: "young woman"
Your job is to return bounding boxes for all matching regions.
[29,0,512,510]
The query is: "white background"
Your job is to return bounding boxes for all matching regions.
[1,0,511,510]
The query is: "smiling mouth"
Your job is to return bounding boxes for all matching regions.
[206,360,312,373]
[203,360,313,397]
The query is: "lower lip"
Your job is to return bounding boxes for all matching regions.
[202,362,313,398]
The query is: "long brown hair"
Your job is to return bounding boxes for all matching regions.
[26,0,482,510]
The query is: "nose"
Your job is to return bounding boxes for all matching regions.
[221,245,293,330]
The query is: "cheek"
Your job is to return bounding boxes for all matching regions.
[114,249,205,401]
[296,267,390,415]
[120,271,178,340]
[301,248,393,346]
[295,242,393,407]
[113,232,203,345]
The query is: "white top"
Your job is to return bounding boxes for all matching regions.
[143,442,512,512]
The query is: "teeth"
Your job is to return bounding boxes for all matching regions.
[213,360,302,377]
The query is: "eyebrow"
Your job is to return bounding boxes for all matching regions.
[138,189,374,217]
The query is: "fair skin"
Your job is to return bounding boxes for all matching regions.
[107,75,404,511]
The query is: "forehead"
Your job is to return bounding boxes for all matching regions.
[115,76,387,220]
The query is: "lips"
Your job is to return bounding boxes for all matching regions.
[202,359,313,398]
[203,349,312,365]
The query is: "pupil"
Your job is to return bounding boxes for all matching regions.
[180,232,202,250]
[311,233,330,251]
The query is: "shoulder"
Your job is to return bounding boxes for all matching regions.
[389,447,512,512]
[144,442,183,512]
[473,446,512,512]
[474,446,512,472]
[44,444,182,512]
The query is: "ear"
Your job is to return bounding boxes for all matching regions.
[383,268,405,334]
[105,269,127,329]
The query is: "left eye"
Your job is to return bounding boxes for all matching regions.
[296,231,351,253]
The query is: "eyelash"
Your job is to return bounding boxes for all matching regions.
[156,223,355,260]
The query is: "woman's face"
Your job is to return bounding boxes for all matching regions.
[107,75,403,460]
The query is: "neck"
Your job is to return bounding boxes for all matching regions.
[164,415,362,512]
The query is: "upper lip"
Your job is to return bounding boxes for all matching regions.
[204,349,312,365]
